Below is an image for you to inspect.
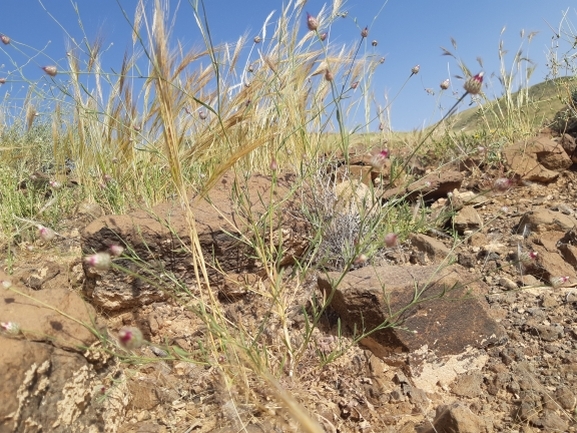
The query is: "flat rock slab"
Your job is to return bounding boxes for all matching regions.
[317,264,507,359]
[503,136,572,183]
[82,174,307,312]
[0,270,96,350]
[517,208,577,234]
[0,270,100,432]
[382,170,463,202]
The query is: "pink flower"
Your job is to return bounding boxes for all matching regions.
[319,32,327,42]
[109,245,124,257]
[550,276,570,287]
[518,251,537,267]
[0,34,10,45]
[0,78,6,85]
[411,64,420,75]
[353,254,368,267]
[371,40,378,47]
[42,66,58,77]
[253,36,262,44]
[464,72,484,95]
[324,70,334,82]
[361,27,369,38]
[37,225,56,242]
[370,149,389,169]
[118,326,143,349]
[92,384,107,397]
[384,233,398,248]
[493,178,513,192]
[306,13,319,31]
[84,252,112,271]
[270,158,278,171]
[1,321,20,335]
[440,79,450,90]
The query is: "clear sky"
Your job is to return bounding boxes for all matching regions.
[0,0,575,131]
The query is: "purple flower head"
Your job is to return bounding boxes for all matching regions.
[464,72,484,95]
[118,326,144,349]
[307,13,319,31]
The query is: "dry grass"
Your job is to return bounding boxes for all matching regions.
[1,0,577,431]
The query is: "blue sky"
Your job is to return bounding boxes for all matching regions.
[0,0,576,131]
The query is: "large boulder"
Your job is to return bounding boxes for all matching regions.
[0,269,101,432]
[317,264,506,358]
[81,174,308,312]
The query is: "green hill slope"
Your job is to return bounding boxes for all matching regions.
[450,76,577,133]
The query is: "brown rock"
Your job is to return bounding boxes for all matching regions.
[317,264,506,359]
[0,340,99,432]
[82,174,308,312]
[451,372,484,398]
[551,104,577,136]
[409,233,452,264]
[503,137,572,182]
[453,206,483,234]
[517,209,577,234]
[534,410,569,431]
[418,402,488,433]
[127,379,160,410]
[0,271,96,350]
[554,386,576,410]
[14,261,61,291]
[560,133,577,162]
[382,170,463,202]
[527,244,577,283]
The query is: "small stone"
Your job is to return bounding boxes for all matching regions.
[537,409,568,431]
[555,386,576,410]
[499,277,518,291]
[451,372,484,398]
[453,206,483,234]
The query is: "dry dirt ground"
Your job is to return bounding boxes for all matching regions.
[2,130,577,433]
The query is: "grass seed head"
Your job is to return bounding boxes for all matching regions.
[411,64,420,75]
[464,71,484,95]
[0,34,10,45]
[324,69,334,81]
[361,27,369,38]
